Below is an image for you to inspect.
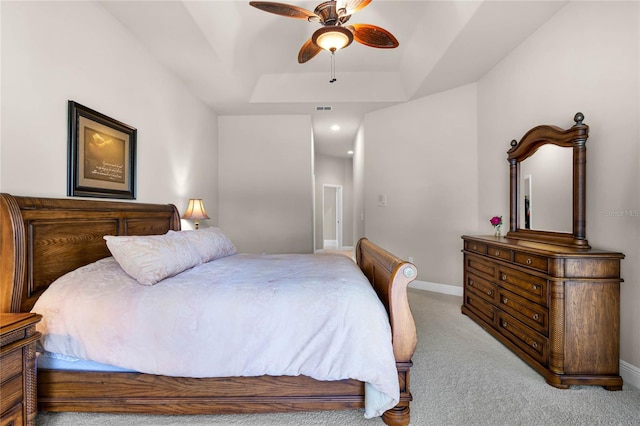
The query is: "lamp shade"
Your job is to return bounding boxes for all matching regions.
[182,199,210,220]
[312,26,353,51]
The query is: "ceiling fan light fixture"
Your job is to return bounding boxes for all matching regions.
[312,26,353,51]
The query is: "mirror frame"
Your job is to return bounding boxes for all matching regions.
[506,112,590,249]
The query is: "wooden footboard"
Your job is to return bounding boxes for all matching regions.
[0,194,417,426]
[356,238,418,425]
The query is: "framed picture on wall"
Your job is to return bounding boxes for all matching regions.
[67,101,136,199]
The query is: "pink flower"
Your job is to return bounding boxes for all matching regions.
[490,216,502,227]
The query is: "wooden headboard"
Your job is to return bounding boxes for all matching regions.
[0,194,180,313]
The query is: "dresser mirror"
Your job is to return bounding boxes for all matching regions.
[519,144,573,232]
[506,112,590,248]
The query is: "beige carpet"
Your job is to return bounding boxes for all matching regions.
[36,289,640,425]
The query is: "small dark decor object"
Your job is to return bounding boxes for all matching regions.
[67,101,136,199]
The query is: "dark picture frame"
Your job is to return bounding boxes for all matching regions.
[67,101,136,199]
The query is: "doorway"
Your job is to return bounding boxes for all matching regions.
[322,184,343,250]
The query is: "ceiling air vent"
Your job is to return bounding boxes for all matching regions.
[315,106,332,111]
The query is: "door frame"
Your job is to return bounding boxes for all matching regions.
[322,184,343,250]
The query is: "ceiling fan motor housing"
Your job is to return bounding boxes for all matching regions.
[313,1,351,25]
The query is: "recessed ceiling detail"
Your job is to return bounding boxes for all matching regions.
[100,0,568,158]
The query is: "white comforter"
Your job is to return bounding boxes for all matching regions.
[32,253,399,418]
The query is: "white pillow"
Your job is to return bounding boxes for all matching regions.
[168,227,237,262]
[104,232,202,286]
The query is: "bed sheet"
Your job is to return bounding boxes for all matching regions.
[32,253,399,418]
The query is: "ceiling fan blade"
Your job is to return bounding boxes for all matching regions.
[347,23,399,48]
[337,0,371,16]
[298,38,323,63]
[249,1,319,21]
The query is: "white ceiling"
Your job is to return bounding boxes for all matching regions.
[100,0,567,158]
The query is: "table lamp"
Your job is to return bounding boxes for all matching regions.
[182,198,209,229]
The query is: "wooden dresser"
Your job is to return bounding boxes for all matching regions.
[461,235,624,390]
[1,313,42,426]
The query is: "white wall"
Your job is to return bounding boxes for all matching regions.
[363,84,479,285]
[314,153,354,250]
[352,124,366,243]
[218,115,313,254]
[0,1,218,225]
[477,0,640,379]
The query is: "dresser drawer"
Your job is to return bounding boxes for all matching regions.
[0,349,23,385]
[497,266,548,307]
[464,293,496,324]
[0,402,23,426]
[0,374,23,416]
[465,240,487,255]
[497,311,548,366]
[465,272,497,304]
[487,245,512,262]
[497,288,548,335]
[465,255,497,280]
[514,251,549,273]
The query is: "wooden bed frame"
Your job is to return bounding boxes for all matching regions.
[0,193,417,426]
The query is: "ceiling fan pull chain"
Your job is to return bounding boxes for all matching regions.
[330,49,337,83]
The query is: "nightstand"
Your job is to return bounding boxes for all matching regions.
[1,313,42,426]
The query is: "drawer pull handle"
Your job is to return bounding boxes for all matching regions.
[472,245,477,250]
[469,280,474,286]
[502,274,508,281]
[532,285,538,291]
[526,258,532,264]
[487,290,493,296]
[532,342,538,349]
[495,250,500,256]
[503,298,508,304]
[502,321,508,328]
[533,313,539,320]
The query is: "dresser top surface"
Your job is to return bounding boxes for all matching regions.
[462,235,624,259]
[0,313,42,334]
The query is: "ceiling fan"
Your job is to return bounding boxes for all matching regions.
[249,0,399,64]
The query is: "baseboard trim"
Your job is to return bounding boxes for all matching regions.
[323,240,338,249]
[410,280,640,390]
[409,280,463,297]
[314,246,354,254]
[620,359,640,389]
